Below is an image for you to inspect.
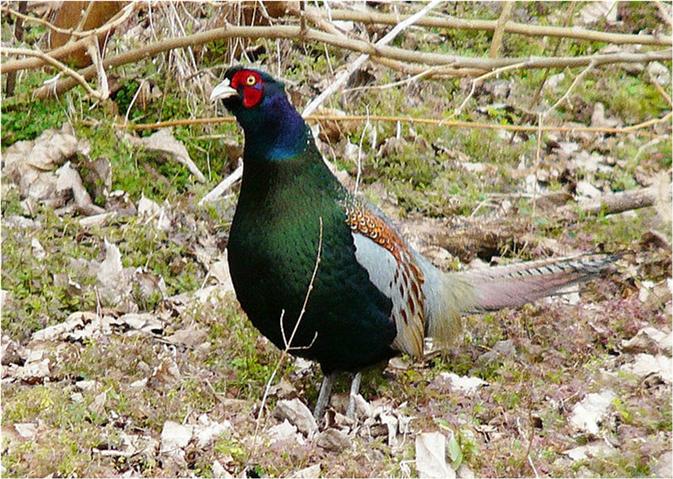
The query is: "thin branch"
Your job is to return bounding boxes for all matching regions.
[0,47,105,100]
[301,0,443,117]
[489,2,515,59]
[250,217,324,460]
[116,111,672,135]
[3,23,667,98]
[543,61,596,117]
[308,7,672,46]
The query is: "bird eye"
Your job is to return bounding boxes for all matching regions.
[246,75,256,86]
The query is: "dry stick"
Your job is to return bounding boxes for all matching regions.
[0,47,106,100]
[4,1,26,97]
[0,2,137,73]
[301,0,444,117]
[488,1,514,59]
[370,55,484,78]
[119,111,672,135]
[249,217,324,462]
[6,22,668,97]
[309,7,673,46]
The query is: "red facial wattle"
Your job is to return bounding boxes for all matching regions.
[230,70,264,108]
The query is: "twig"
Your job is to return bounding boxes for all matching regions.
[306,7,672,46]
[118,111,672,135]
[0,47,106,100]
[301,0,443,117]
[488,2,514,58]
[543,61,596,117]
[249,217,324,461]
[198,165,243,206]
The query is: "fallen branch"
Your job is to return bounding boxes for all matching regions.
[308,7,673,46]
[116,111,672,136]
[433,185,660,262]
[7,23,667,99]
[198,165,243,206]
[563,185,658,216]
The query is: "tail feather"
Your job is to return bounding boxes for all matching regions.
[454,253,617,313]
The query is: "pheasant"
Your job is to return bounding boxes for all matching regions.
[210,66,615,420]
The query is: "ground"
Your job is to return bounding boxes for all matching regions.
[1,2,672,478]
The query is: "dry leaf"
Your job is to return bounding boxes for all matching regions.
[273,399,318,436]
[415,432,455,479]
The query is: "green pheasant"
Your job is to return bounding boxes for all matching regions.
[210,66,615,420]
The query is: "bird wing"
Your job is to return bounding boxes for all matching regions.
[343,199,427,359]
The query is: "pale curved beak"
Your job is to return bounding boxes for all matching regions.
[210,78,238,101]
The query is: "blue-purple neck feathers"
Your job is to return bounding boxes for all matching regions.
[242,93,310,162]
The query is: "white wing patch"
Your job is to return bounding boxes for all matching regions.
[353,233,425,358]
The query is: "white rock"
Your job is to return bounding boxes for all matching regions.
[194,415,231,448]
[31,238,46,260]
[576,181,602,199]
[316,428,352,452]
[653,451,672,478]
[415,432,455,479]
[647,62,671,86]
[569,390,615,434]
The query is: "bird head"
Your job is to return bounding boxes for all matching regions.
[210,66,308,160]
[210,66,289,128]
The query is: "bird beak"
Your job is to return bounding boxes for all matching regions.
[210,78,238,101]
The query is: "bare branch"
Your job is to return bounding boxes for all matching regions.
[308,7,672,46]
[117,111,672,136]
[4,23,667,98]
[489,2,515,59]
[0,47,106,100]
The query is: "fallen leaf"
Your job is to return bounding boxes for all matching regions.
[316,428,352,452]
[415,432,455,479]
[563,440,616,461]
[273,399,318,436]
[267,420,304,445]
[620,354,672,382]
[125,129,206,182]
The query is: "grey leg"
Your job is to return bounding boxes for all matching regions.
[346,372,362,420]
[313,372,336,420]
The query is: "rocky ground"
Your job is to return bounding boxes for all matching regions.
[2,2,672,477]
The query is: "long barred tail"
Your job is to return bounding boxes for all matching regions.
[453,253,618,313]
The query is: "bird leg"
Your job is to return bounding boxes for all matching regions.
[346,372,362,420]
[313,372,336,420]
